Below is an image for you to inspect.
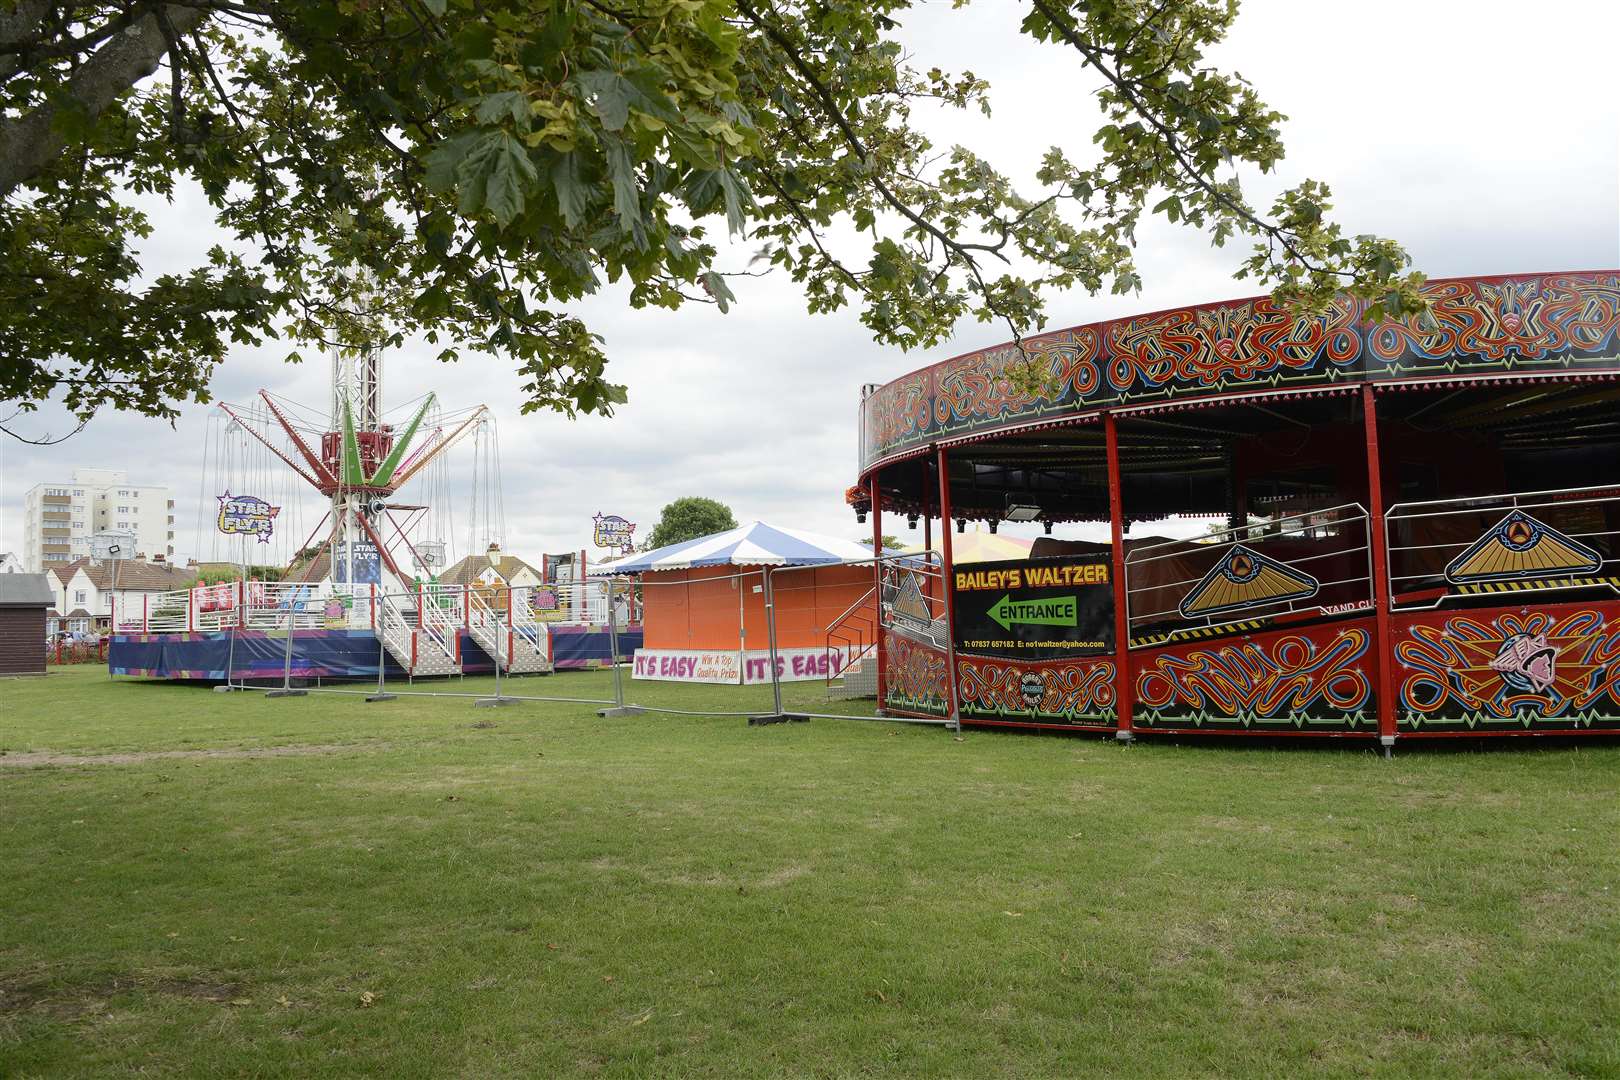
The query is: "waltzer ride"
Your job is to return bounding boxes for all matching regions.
[851,270,1620,746]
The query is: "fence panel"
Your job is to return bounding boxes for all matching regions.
[610,568,778,718]
[762,554,952,725]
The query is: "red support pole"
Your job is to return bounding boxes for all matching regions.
[869,474,887,712]
[1362,385,1398,752]
[922,492,933,607]
[935,446,962,729]
[1104,413,1134,741]
[187,586,194,633]
[370,583,377,630]
[142,594,149,633]
[237,579,246,629]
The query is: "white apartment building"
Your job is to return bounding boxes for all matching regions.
[21,468,175,572]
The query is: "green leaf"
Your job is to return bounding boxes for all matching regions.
[716,170,751,235]
[421,131,480,194]
[454,22,497,62]
[701,271,735,314]
[483,133,539,227]
[576,70,634,132]
[551,153,589,229]
[476,91,529,127]
[600,132,640,234]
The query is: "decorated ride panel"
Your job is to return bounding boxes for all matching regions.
[881,624,1117,727]
[1394,599,1620,733]
[956,653,1115,727]
[859,271,1620,472]
[1132,618,1377,734]
[883,626,950,717]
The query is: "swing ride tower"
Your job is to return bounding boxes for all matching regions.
[104,337,621,682]
[218,344,489,599]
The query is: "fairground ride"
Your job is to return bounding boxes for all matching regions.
[108,343,639,682]
[848,270,1620,746]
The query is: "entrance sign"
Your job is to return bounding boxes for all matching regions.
[950,556,1114,659]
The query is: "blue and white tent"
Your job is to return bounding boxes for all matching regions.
[598,521,875,574]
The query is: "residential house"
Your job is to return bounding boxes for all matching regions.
[49,557,199,633]
[0,552,25,574]
[440,543,544,592]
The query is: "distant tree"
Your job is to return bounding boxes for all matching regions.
[859,535,901,550]
[645,497,738,550]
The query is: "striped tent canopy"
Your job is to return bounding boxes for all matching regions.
[902,531,1033,565]
[598,521,875,573]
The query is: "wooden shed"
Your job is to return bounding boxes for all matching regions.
[0,573,56,676]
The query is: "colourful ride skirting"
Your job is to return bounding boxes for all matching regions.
[108,626,643,680]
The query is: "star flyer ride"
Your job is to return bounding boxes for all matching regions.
[848,270,1620,746]
[108,344,637,681]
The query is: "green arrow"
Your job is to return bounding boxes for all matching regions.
[988,594,1079,632]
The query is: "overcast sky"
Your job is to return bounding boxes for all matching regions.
[3,0,1617,566]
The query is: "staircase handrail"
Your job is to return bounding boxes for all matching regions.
[465,588,508,665]
[824,584,878,684]
[375,592,414,656]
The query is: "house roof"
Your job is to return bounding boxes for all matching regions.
[284,549,332,582]
[0,573,56,606]
[57,558,197,592]
[441,551,542,587]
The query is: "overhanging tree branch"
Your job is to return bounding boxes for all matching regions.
[0,3,210,197]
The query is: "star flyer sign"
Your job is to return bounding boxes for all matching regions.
[592,512,636,554]
[215,492,280,543]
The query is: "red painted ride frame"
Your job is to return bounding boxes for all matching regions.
[1362,385,1398,748]
[870,474,887,710]
[1104,412,1134,741]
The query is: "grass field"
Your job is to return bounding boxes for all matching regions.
[3,666,1619,1078]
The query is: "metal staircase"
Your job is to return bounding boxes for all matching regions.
[825,585,879,699]
[466,589,552,675]
[375,590,462,678]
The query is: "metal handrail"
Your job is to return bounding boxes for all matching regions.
[1124,502,1370,568]
[1383,482,1620,611]
[416,588,458,658]
[465,588,508,666]
[1123,503,1373,637]
[375,592,413,656]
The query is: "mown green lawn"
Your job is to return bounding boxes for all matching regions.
[3,666,1618,1078]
